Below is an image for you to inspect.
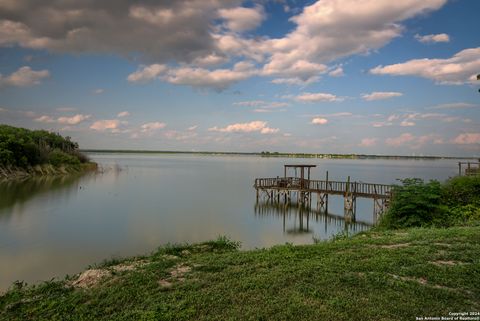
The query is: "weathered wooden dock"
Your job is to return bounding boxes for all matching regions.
[458,161,480,176]
[254,165,393,222]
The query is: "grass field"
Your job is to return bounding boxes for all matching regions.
[1,226,479,320]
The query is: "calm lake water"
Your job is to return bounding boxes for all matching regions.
[0,153,462,290]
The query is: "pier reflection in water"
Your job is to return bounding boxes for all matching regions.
[254,201,371,240]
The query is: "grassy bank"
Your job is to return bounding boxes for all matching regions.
[1,227,479,320]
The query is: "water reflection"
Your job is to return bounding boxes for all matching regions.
[255,201,371,239]
[0,175,84,219]
[0,164,123,221]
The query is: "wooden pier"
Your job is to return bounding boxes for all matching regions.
[254,165,393,222]
[458,161,480,176]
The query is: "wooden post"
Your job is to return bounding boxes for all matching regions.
[458,162,461,176]
[325,171,329,213]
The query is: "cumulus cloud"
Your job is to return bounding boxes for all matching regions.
[328,67,344,77]
[415,33,450,43]
[164,61,256,90]
[127,64,167,83]
[141,122,166,132]
[295,92,343,103]
[34,115,55,123]
[259,0,446,83]
[311,117,328,125]
[428,102,477,110]
[218,5,265,32]
[0,66,49,87]
[90,119,122,131]
[400,119,415,127]
[35,113,91,125]
[370,47,480,84]
[57,114,91,125]
[362,91,403,101]
[0,0,448,91]
[208,121,278,134]
[263,60,327,85]
[384,133,442,149]
[452,133,480,145]
[0,0,241,62]
[117,111,130,117]
[359,138,377,147]
[385,133,415,147]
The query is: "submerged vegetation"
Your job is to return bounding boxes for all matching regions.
[0,124,93,179]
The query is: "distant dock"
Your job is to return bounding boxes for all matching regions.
[254,165,393,223]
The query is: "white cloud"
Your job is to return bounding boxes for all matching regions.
[400,120,415,127]
[260,0,446,80]
[208,120,278,134]
[295,92,343,103]
[57,114,91,125]
[192,53,228,67]
[93,88,104,94]
[452,133,480,145]
[141,122,166,132]
[0,66,49,87]
[164,61,256,90]
[362,91,403,101]
[117,111,130,118]
[90,119,122,131]
[359,138,377,147]
[0,1,243,63]
[311,117,328,125]
[127,64,167,83]
[260,127,280,134]
[35,113,91,125]
[34,115,55,123]
[384,133,440,149]
[218,5,265,32]
[385,133,415,147]
[370,47,480,84]
[328,67,344,77]
[428,102,477,110]
[415,33,450,43]
[188,125,198,131]
[263,60,327,85]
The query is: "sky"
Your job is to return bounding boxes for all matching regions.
[0,0,479,156]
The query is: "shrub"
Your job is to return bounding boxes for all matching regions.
[47,149,81,167]
[380,178,443,229]
[442,175,480,207]
[0,125,87,167]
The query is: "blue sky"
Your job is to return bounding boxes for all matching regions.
[0,0,479,156]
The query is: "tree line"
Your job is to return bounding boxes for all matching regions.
[0,124,88,168]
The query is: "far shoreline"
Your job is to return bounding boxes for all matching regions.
[82,149,478,161]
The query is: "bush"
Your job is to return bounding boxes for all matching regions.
[47,149,81,167]
[380,178,443,228]
[442,175,480,207]
[380,176,480,229]
[0,124,87,168]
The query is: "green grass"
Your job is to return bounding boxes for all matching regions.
[1,228,479,320]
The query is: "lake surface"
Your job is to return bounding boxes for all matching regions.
[0,153,462,290]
